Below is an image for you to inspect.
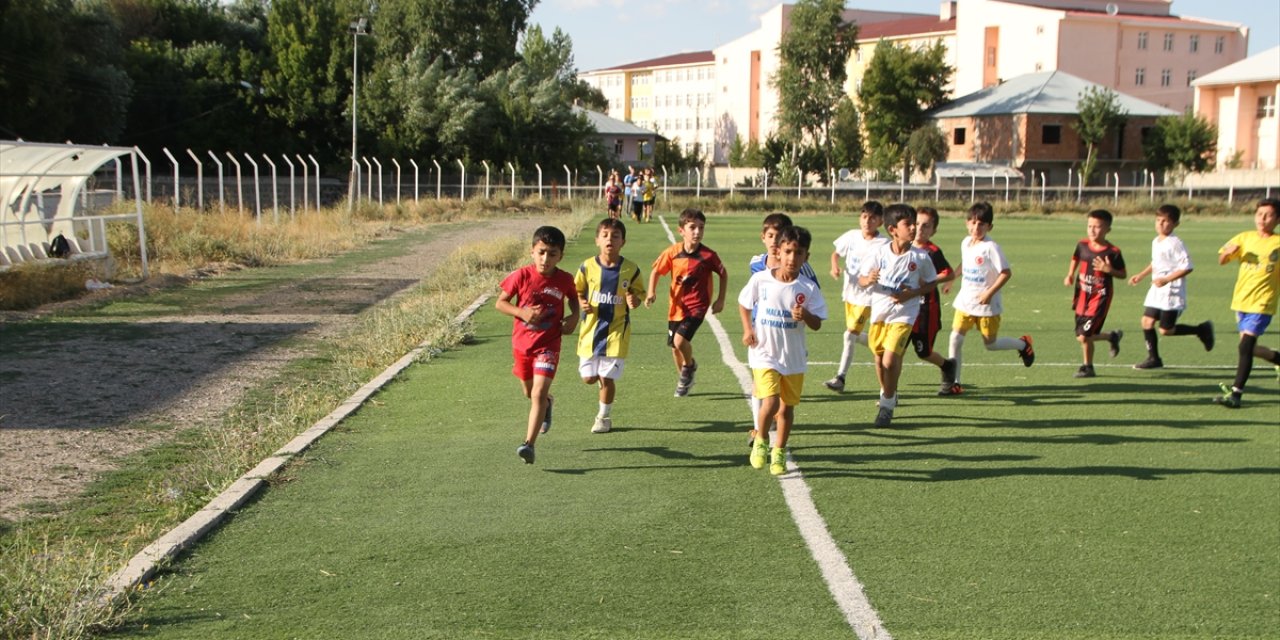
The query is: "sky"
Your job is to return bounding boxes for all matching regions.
[528,0,1280,73]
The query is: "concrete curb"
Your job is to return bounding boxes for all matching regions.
[103,293,493,600]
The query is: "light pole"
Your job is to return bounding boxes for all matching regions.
[348,17,369,211]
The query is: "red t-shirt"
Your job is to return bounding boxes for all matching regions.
[1071,239,1125,317]
[913,241,953,332]
[500,264,577,353]
[651,242,726,321]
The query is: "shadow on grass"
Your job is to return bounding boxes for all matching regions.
[796,461,1280,482]
[546,445,743,475]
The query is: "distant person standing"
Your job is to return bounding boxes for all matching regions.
[642,167,657,222]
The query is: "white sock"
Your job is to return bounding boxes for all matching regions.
[878,392,898,409]
[855,332,869,347]
[750,396,761,426]
[987,336,1024,351]
[949,332,965,383]
[837,331,856,376]
[599,402,611,417]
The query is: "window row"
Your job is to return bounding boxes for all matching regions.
[653,93,714,107]
[1135,31,1225,54]
[655,68,711,82]
[1133,68,1198,86]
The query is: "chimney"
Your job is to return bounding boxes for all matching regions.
[940,1,956,21]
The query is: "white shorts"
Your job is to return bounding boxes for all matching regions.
[579,356,625,380]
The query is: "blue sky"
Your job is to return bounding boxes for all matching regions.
[528,0,1279,73]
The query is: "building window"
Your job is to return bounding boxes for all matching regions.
[1163,33,1174,51]
[1042,124,1062,145]
[1135,68,1145,85]
[1259,95,1277,119]
[1161,69,1171,86]
[614,139,624,155]
[1137,32,1148,50]
[1186,69,1197,86]
[1215,36,1225,53]
[1189,34,1199,53]
[953,127,966,145]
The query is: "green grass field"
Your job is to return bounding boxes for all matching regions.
[113,210,1279,639]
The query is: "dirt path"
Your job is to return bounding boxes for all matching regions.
[0,218,541,522]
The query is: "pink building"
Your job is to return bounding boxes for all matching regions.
[1192,46,1280,171]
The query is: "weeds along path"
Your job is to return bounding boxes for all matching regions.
[0,217,543,522]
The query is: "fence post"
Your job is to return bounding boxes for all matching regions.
[243,153,261,222]
[410,159,420,203]
[433,159,442,200]
[134,147,153,203]
[262,154,279,222]
[971,174,976,203]
[763,168,770,199]
[207,151,225,212]
[282,154,296,218]
[507,162,516,199]
[361,157,373,200]
[294,154,307,211]
[185,148,204,209]
[392,159,402,204]
[535,164,543,200]
[371,157,383,206]
[483,160,491,200]
[1004,175,1010,202]
[563,165,571,202]
[459,159,468,201]
[832,169,837,204]
[225,152,243,212]
[1114,172,1121,203]
[162,148,180,209]
[307,156,320,210]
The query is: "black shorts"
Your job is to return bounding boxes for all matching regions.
[1142,306,1182,330]
[667,317,704,346]
[632,201,644,216]
[1075,314,1108,337]
[910,306,943,359]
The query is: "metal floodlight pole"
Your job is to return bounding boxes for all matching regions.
[349,17,369,211]
[262,154,279,222]
[243,153,261,222]
[392,159,401,204]
[432,159,442,200]
[185,148,204,209]
[281,154,296,218]
[307,155,320,210]
[294,154,308,211]
[410,159,420,203]
[161,147,180,209]
[225,152,243,212]
[207,151,225,212]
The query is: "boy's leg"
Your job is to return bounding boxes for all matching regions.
[593,377,617,433]
[1140,312,1162,364]
[525,374,553,445]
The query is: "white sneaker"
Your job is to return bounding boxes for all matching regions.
[591,416,612,433]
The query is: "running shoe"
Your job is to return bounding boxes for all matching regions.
[823,375,845,392]
[1108,330,1123,358]
[517,443,535,464]
[938,382,963,396]
[1199,322,1215,351]
[1074,364,1096,378]
[1214,382,1241,408]
[769,447,787,476]
[940,358,957,385]
[750,438,768,470]
[1133,356,1163,370]
[592,416,612,434]
[873,406,894,428]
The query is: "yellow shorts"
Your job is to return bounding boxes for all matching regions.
[844,302,871,333]
[752,369,804,406]
[869,322,912,356]
[952,311,1002,340]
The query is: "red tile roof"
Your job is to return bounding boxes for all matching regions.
[857,15,955,41]
[588,51,716,73]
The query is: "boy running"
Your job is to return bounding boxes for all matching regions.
[1214,199,1280,408]
[859,204,938,427]
[910,206,959,392]
[1063,209,1127,378]
[647,208,728,397]
[575,218,645,433]
[825,201,887,392]
[944,202,1035,395]
[495,226,580,464]
[739,226,826,475]
[1127,204,1214,368]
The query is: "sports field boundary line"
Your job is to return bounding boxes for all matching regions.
[658,215,892,640]
[102,295,493,602]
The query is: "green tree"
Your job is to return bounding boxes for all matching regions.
[519,24,606,111]
[773,0,857,179]
[858,39,952,180]
[260,0,347,156]
[906,124,947,180]
[830,96,863,172]
[1074,86,1127,186]
[1143,111,1217,177]
[370,0,535,77]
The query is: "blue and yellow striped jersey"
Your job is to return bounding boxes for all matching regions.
[575,256,646,358]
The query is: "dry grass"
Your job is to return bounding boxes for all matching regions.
[0,262,97,311]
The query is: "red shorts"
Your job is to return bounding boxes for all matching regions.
[513,349,560,380]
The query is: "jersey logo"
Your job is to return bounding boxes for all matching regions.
[908,262,917,272]
[975,256,985,265]
[795,293,806,305]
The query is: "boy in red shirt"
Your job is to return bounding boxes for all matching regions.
[496,226,580,464]
[1063,209,1127,378]
[646,208,728,396]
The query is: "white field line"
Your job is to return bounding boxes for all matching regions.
[806,360,1239,369]
[658,216,892,640]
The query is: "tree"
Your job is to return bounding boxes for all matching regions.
[906,124,947,180]
[1074,86,1127,186]
[773,0,857,179]
[519,25,606,111]
[1143,111,1217,178]
[858,39,952,180]
[261,0,347,156]
[830,96,863,172]
[370,0,535,77]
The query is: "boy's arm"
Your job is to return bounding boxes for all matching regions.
[1092,254,1126,280]
[1128,263,1152,286]
[830,250,842,280]
[739,304,757,347]
[712,268,728,314]
[891,279,937,304]
[1063,257,1079,286]
[561,295,580,335]
[791,300,823,330]
[644,269,660,307]
[1153,267,1192,287]
[495,290,534,323]
[1218,243,1240,265]
[978,270,1011,305]
[857,266,879,288]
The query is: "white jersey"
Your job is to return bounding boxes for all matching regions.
[833,230,888,305]
[860,243,938,325]
[1143,234,1193,311]
[953,235,1010,317]
[738,269,828,375]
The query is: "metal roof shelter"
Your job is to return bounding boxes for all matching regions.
[0,140,148,276]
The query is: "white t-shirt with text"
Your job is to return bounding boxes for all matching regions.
[953,235,1010,317]
[1144,234,1193,311]
[860,243,939,326]
[738,269,828,375]
[833,230,888,306]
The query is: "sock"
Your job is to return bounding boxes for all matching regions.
[837,331,856,376]
[855,332,869,347]
[599,402,611,418]
[1268,351,1280,366]
[1170,323,1198,336]
[1233,334,1258,394]
[1143,328,1160,358]
[750,396,761,426]
[878,392,898,410]
[987,336,1024,351]
[949,332,965,383]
